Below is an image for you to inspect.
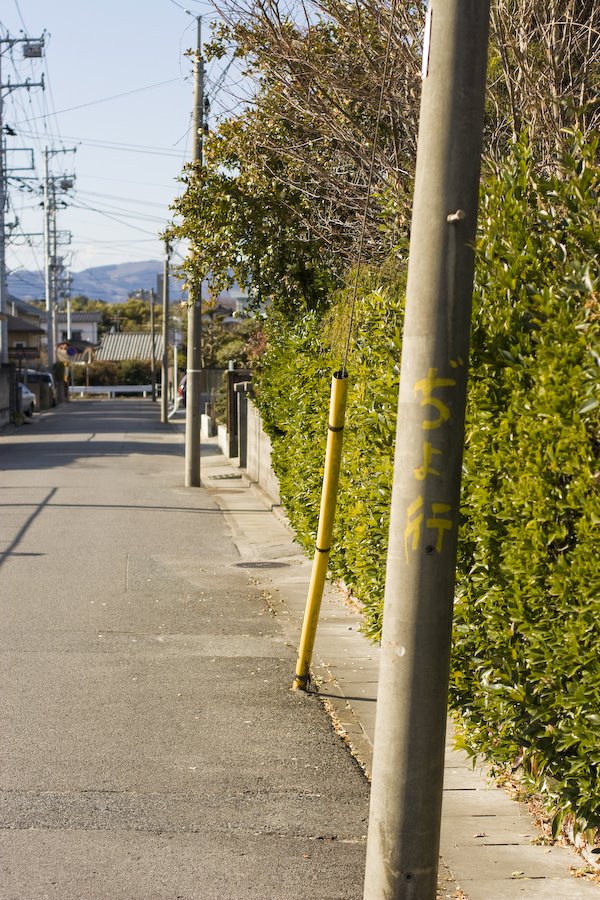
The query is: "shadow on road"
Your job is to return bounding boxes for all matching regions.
[0,488,56,571]
[0,399,222,471]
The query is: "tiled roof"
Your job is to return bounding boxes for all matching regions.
[7,314,44,334]
[96,331,164,362]
[57,312,104,323]
[9,298,44,319]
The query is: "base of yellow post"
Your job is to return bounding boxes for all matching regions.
[292,671,311,692]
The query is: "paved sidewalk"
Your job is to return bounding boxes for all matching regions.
[197,428,600,900]
[0,402,369,900]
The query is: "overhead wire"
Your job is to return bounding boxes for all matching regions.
[69,200,166,226]
[71,190,167,216]
[84,173,179,189]
[37,34,69,150]
[12,0,28,32]
[68,198,162,237]
[72,236,157,245]
[19,77,185,122]
[77,189,171,209]
[3,5,231,281]
[3,27,186,274]
[15,129,186,158]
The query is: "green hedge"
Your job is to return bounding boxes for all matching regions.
[72,360,153,386]
[451,137,599,835]
[255,261,405,636]
[255,136,599,831]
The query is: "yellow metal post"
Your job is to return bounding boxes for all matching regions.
[293,370,349,691]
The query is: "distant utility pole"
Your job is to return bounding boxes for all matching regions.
[59,270,73,340]
[0,35,45,365]
[149,288,156,401]
[43,146,75,368]
[184,14,204,487]
[161,240,171,423]
[363,2,491,899]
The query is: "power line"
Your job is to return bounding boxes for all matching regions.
[15,129,186,158]
[68,198,161,236]
[76,189,174,209]
[12,0,28,32]
[84,173,179,189]
[69,196,167,224]
[71,236,157,245]
[21,77,184,122]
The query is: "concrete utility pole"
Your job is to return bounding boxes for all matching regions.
[161,240,170,423]
[43,146,75,368]
[149,288,156,401]
[0,35,45,365]
[48,157,58,365]
[363,3,490,898]
[0,50,7,367]
[42,149,52,366]
[184,14,204,487]
[0,98,8,367]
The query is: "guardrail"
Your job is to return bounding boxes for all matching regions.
[69,385,160,399]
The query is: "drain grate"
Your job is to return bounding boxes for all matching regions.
[210,473,243,480]
[234,561,290,569]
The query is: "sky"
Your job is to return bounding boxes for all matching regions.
[0,0,247,290]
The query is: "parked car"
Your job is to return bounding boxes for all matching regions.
[23,368,56,406]
[18,382,35,417]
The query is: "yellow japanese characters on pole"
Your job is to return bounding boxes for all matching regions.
[404,360,464,560]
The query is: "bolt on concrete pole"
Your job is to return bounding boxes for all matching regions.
[363,2,490,898]
[184,15,204,487]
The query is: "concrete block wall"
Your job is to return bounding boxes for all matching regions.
[201,413,216,439]
[216,391,281,508]
[245,399,281,506]
[217,424,228,457]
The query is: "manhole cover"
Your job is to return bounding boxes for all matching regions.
[234,561,290,569]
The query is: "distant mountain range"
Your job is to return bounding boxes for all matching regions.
[8,260,187,304]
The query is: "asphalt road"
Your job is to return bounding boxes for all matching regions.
[0,401,369,900]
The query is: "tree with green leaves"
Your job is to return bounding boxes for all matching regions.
[170,114,340,320]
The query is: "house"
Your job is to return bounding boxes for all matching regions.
[6,298,45,365]
[7,297,43,325]
[7,314,44,364]
[55,312,103,364]
[95,331,164,362]
[5,301,103,363]
[57,311,103,345]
